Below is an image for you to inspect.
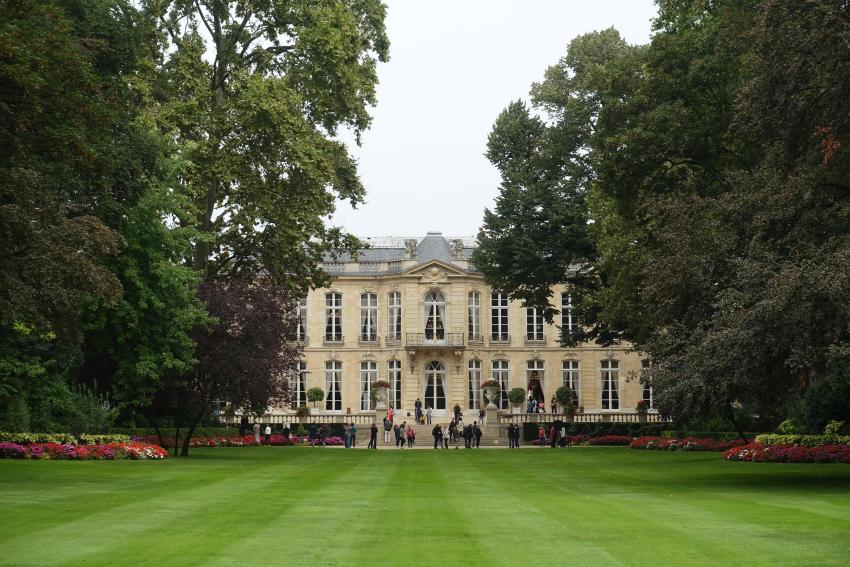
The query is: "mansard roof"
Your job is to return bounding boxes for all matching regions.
[321,231,478,275]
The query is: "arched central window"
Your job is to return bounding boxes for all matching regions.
[423,291,445,341]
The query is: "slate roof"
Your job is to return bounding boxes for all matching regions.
[322,232,477,274]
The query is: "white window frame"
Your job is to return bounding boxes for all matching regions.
[468,359,482,410]
[423,290,446,341]
[324,293,342,342]
[296,298,307,342]
[562,360,580,405]
[561,292,574,340]
[325,360,342,412]
[491,293,509,341]
[387,292,402,341]
[360,361,377,411]
[388,359,402,410]
[491,360,510,410]
[641,359,654,409]
[360,293,378,342]
[468,291,481,340]
[292,361,308,409]
[601,359,620,411]
[526,306,544,341]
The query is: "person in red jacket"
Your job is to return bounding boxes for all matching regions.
[538,426,546,448]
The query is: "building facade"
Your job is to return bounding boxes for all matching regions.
[287,232,650,418]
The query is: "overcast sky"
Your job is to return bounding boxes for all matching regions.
[330,0,658,238]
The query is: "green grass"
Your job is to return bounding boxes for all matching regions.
[2,447,850,566]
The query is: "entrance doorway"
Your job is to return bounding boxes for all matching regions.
[423,360,447,412]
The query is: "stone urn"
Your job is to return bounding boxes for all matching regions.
[373,382,390,411]
[482,382,500,410]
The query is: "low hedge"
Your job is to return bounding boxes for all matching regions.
[112,427,237,439]
[661,430,760,441]
[0,432,131,445]
[521,422,667,442]
[754,434,850,447]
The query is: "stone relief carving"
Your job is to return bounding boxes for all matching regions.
[404,239,418,259]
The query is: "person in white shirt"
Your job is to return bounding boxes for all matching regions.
[264,424,271,445]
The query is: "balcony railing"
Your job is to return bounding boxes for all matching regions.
[468,333,484,346]
[358,334,380,346]
[322,335,344,346]
[524,334,546,345]
[405,333,465,347]
[385,335,402,346]
[490,334,511,345]
[498,411,667,424]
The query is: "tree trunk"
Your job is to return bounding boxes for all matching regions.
[144,410,166,449]
[725,402,748,444]
[180,411,205,457]
[173,426,180,457]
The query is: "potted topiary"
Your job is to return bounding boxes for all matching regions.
[307,387,325,412]
[295,405,310,418]
[508,387,526,414]
[555,386,576,420]
[372,379,391,410]
[481,379,501,410]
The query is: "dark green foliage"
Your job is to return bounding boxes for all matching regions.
[476,0,850,430]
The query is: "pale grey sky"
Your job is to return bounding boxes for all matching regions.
[331,0,658,238]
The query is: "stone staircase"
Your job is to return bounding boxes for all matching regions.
[354,420,506,447]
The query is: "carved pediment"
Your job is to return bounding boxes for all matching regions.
[403,259,467,279]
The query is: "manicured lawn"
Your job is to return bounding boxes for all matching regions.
[2,447,850,566]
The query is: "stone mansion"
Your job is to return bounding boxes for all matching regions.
[285,232,651,419]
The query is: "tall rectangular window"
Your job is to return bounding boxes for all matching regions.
[562,360,580,405]
[324,293,342,342]
[296,298,307,342]
[388,359,402,410]
[387,292,402,341]
[325,360,342,411]
[360,293,378,342]
[468,292,481,341]
[360,361,377,411]
[491,360,510,410]
[561,292,574,340]
[601,359,620,410]
[491,293,509,341]
[641,359,654,409]
[526,307,544,341]
[291,361,307,409]
[468,359,482,410]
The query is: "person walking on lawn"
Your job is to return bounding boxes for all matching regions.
[264,424,271,446]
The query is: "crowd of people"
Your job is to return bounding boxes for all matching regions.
[245,403,576,450]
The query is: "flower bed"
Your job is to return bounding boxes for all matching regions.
[0,441,169,460]
[723,443,850,463]
[630,436,747,452]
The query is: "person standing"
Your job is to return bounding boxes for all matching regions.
[387,406,394,423]
[394,423,401,448]
[453,403,461,423]
[514,423,521,448]
[550,396,558,415]
[383,417,392,443]
[351,422,358,447]
[426,405,432,425]
[399,422,407,448]
[343,423,351,448]
[253,422,261,444]
[549,424,557,449]
[406,424,415,447]
[537,425,546,448]
[415,398,422,423]
[282,423,291,443]
[368,422,378,449]
[319,424,327,447]
[432,423,442,449]
[443,423,450,449]
[264,424,272,446]
[473,422,482,448]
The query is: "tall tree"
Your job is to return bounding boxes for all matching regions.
[145,0,389,294]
